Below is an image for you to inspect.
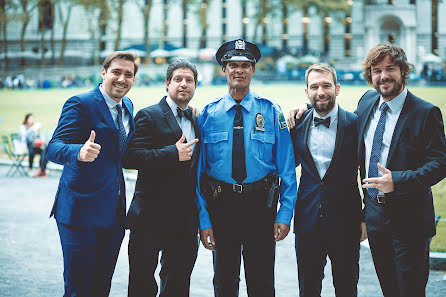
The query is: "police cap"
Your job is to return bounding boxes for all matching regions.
[215,39,261,66]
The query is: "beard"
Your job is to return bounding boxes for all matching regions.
[374,77,404,100]
[311,94,336,115]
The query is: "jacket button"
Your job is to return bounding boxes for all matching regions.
[115,178,119,183]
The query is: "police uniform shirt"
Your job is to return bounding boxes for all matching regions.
[166,96,196,152]
[196,91,297,230]
[308,103,338,179]
[99,84,130,135]
[364,87,406,192]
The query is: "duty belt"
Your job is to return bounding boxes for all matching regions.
[204,174,272,194]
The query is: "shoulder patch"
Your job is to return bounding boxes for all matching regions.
[278,112,287,129]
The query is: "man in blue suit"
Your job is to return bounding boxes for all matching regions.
[290,64,364,296]
[46,51,137,297]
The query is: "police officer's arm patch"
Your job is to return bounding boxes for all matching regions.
[278,112,287,129]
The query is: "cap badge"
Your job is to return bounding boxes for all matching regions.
[235,40,246,50]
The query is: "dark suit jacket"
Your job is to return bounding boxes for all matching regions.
[46,84,135,227]
[357,89,446,238]
[123,96,200,239]
[290,106,361,239]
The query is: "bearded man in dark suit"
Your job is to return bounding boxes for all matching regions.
[123,59,200,297]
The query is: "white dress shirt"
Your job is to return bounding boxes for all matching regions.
[166,96,196,151]
[308,103,338,179]
[364,87,407,181]
[99,85,130,135]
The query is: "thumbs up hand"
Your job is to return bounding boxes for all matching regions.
[176,134,199,161]
[79,130,101,162]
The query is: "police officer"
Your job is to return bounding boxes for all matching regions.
[196,39,297,297]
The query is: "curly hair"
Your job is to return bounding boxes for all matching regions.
[362,43,414,86]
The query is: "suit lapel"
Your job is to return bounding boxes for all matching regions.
[190,115,200,169]
[358,93,380,163]
[159,96,183,140]
[386,92,410,166]
[94,86,119,146]
[323,107,345,181]
[302,110,320,180]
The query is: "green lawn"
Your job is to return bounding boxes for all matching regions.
[1,84,445,251]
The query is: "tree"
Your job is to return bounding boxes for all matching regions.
[78,0,110,64]
[160,0,168,49]
[57,0,76,65]
[197,0,209,48]
[241,0,248,40]
[18,0,38,65]
[314,0,347,56]
[135,0,153,61]
[0,0,16,70]
[252,0,273,45]
[432,0,439,54]
[113,0,126,50]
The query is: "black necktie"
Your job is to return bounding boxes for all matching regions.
[232,104,246,183]
[314,116,331,128]
[177,107,193,122]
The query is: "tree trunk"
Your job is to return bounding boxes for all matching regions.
[160,0,168,49]
[281,0,288,51]
[221,0,226,43]
[0,0,8,70]
[143,0,152,58]
[114,0,125,51]
[50,0,55,65]
[302,7,309,54]
[241,0,247,40]
[261,0,267,45]
[20,12,30,66]
[199,0,208,49]
[323,12,330,55]
[432,0,438,54]
[182,0,187,47]
[40,29,46,66]
[59,3,73,65]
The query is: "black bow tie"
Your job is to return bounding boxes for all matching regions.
[314,116,331,128]
[177,107,193,121]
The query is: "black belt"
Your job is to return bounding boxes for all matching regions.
[207,175,270,194]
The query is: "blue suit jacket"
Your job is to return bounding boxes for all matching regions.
[290,106,361,238]
[46,84,135,227]
[357,89,446,238]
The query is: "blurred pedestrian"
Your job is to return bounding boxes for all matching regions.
[18,113,48,177]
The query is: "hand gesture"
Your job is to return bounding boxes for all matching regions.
[176,134,199,161]
[287,104,309,129]
[362,163,394,194]
[274,222,290,242]
[187,104,199,117]
[200,228,216,250]
[79,130,101,162]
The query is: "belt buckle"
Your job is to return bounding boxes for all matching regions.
[232,184,243,194]
[376,195,386,204]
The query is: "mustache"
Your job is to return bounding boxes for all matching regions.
[379,78,395,84]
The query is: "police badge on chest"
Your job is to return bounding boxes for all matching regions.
[255,113,265,132]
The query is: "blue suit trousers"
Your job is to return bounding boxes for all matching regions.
[57,220,124,297]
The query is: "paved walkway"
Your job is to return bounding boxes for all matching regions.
[0,167,445,296]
